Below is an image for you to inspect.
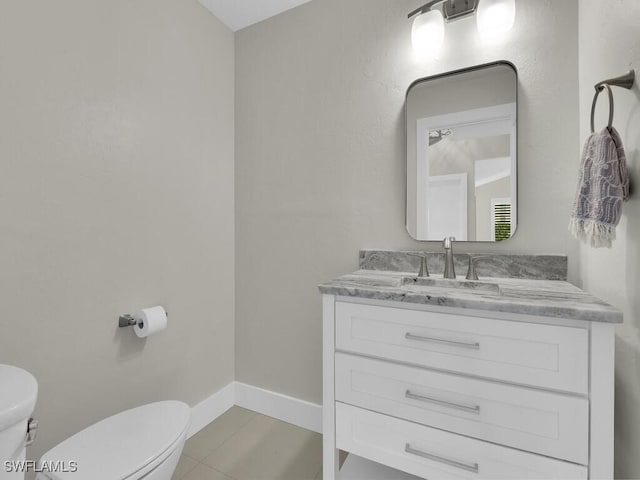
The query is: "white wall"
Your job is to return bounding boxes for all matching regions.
[235,0,580,404]
[0,0,235,464]
[577,1,640,478]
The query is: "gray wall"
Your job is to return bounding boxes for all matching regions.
[577,1,640,478]
[0,0,235,464]
[235,0,580,403]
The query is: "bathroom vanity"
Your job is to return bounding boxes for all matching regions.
[319,251,622,480]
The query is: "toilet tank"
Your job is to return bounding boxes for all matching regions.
[0,365,38,480]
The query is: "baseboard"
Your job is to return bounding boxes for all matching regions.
[234,382,323,433]
[188,381,323,437]
[188,382,235,438]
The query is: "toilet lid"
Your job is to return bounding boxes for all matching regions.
[40,401,190,480]
[0,365,38,430]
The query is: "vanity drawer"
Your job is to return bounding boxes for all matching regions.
[335,302,588,393]
[335,353,588,464]
[335,403,588,480]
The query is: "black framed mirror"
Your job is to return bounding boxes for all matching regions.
[406,61,518,242]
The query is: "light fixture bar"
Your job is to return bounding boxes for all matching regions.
[408,0,444,19]
[443,0,479,21]
[409,0,480,22]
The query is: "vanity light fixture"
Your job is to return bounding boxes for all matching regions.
[476,0,516,37]
[411,8,445,57]
[409,0,515,55]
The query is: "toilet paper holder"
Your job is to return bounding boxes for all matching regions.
[118,310,168,329]
[118,314,140,328]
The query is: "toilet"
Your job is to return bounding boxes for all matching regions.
[36,401,190,480]
[1,365,191,480]
[0,365,38,480]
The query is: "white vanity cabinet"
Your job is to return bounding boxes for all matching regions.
[322,296,616,480]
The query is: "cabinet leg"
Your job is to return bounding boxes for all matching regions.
[322,441,339,480]
[322,294,339,479]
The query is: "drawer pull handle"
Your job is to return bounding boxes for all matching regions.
[405,443,479,474]
[405,390,481,414]
[405,332,480,350]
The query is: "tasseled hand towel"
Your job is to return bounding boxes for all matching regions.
[569,126,630,248]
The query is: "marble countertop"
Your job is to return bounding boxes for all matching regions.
[318,270,622,323]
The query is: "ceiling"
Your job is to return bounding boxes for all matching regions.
[198,0,312,32]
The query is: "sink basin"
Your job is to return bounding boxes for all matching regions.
[401,276,502,294]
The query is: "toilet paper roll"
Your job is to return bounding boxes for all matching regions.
[133,306,167,338]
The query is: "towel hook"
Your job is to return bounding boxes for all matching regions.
[590,70,635,133]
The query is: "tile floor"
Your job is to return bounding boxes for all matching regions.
[172,407,324,480]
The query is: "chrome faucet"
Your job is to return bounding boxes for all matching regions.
[443,237,456,279]
[466,255,479,280]
[418,255,429,278]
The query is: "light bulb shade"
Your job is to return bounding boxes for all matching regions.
[412,9,445,57]
[477,0,515,38]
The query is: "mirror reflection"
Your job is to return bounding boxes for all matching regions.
[406,62,517,242]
